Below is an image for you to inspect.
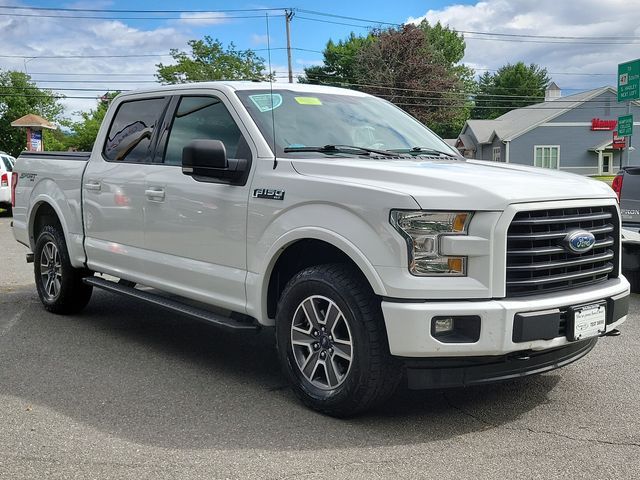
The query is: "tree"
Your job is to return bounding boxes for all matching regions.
[299,32,376,86]
[0,70,64,156]
[472,62,550,119]
[156,36,271,84]
[300,23,474,137]
[351,25,464,131]
[65,92,120,151]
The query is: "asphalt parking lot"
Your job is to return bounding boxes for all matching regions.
[1,212,639,479]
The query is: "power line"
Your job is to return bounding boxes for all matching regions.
[0,12,283,21]
[0,5,289,13]
[0,53,172,59]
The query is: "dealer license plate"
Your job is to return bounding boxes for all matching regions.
[571,302,606,341]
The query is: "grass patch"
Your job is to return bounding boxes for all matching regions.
[590,175,616,185]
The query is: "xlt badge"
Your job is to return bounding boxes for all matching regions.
[253,188,285,201]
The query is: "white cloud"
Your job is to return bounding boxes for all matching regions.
[178,12,229,26]
[251,33,271,46]
[407,0,640,92]
[0,14,186,120]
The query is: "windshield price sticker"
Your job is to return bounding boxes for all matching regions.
[572,303,606,341]
[295,96,323,105]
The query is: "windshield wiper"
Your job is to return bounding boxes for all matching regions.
[389,147,458,158]
[283,144,395,156]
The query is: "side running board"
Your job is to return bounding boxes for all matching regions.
[83,276,260,332]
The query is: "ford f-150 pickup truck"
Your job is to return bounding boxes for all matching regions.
[11,82,629,416]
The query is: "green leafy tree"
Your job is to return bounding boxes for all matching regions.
[299,32,376,86]
[300,23,474,137]
[156,36,271,84]
[43,127,71,151]
[472,62,550,119]
[65,92,120,151]
[0,70,63,156]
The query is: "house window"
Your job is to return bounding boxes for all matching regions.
[534,146,560,169]
[492,146,501,162]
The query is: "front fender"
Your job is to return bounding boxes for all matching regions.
[245,201,415,324]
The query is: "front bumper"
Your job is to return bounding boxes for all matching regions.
[381,277,629,358]
[403,337,598,389]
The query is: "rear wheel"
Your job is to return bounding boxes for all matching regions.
[276,263,400,417]
[34,224,93,314]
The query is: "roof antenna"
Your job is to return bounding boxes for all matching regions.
[266,13,278,169]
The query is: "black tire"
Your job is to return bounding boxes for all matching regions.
[625,270,640,293]
[276,263,401,417]
[34,224,93,314]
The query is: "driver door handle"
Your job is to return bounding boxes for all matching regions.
[85,180,101,191]
[145,187,165,202]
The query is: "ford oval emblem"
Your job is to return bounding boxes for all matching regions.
[564,230,596,254]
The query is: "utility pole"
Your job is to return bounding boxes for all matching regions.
[285,9,295,83]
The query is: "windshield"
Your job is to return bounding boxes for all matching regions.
[236,89,458,158]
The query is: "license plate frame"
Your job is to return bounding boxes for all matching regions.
[567,301,607,341]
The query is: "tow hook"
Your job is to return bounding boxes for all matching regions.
[605,329,621,337]
[514,353,531,361]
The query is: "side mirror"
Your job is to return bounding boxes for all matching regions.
[182,139,249,183]
[182,139,228,176]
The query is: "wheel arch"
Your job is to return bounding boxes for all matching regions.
[29,199,66,250]
[260,228,388,323]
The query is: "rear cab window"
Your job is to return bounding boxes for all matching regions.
[103,97,168,163]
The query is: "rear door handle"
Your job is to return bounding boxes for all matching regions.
[85,181,101,191]
[145,187,165,201]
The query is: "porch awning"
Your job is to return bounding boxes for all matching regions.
[588,139,614,152]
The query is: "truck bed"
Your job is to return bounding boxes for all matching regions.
[18,151,90,162]
[12,150,91,268]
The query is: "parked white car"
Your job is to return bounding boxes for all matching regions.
[11,82,629,416]
[0,152,15,213]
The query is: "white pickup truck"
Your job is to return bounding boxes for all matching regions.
[11,82,629,416]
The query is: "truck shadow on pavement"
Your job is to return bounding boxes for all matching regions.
[1,288,562,451]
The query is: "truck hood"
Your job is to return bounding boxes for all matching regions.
[291,157,616,210]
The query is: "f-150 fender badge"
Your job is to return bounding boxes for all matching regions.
[253,188,285,200]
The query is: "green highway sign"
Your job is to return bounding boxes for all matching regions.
[618,59,640,102]
[618,114,634,137]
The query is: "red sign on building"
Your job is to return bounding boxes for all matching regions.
[613,131,626,149]
[592,118,618,131]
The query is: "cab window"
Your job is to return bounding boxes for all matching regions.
[103,97,167,163]
[163,96,250,166]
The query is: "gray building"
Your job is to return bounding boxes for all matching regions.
[456,84,640,175]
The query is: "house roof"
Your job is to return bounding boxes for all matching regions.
[10,113,56,130]
[462,86,618,144]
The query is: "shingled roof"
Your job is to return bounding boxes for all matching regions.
[10,114,57,130]
[462,86,617,144]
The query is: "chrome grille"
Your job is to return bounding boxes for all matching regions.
[506,206,619,296]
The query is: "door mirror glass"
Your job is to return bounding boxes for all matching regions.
[182,139,228,177]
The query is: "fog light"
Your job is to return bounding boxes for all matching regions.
[431,315,481,343]
[433,317,454,334]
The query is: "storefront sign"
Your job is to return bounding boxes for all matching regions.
[613,131,626,149]
[591,118,617,131]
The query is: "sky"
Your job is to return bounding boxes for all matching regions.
[0,0,638,119]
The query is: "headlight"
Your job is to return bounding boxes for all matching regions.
[390,210,473,276]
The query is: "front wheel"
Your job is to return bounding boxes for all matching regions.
[276,264,400,417]
[34,224,93,314]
